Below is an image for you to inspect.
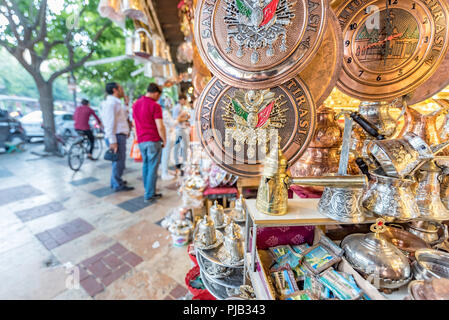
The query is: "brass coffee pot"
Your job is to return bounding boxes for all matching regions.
[256,141,367,216]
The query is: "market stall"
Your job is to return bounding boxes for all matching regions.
[100,0,449,300]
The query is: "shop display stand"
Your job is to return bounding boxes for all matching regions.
[195,219,246,300]
[243,198,409,300]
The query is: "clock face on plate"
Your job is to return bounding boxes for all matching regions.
[335,0,449,101]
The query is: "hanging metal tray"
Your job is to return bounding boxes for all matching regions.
[200,269,229,300]
[197,251,244,289]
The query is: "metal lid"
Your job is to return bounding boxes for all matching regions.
[342,219,411,288]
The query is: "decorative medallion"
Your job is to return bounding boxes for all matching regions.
[194,0,327,89]
[196,77,316,177]
[335,0,449,101]
[299,8,343,107]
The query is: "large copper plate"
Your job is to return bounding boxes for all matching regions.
[196,77,316,177]
[194,0,327,89]
[299,8,343,107]
[335,0,449,101]
[408,49,449,105]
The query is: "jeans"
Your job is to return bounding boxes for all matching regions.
[161,135,173,176]
[139,140,162,199]
[173,127,189,166]
[105,134,127,191]
[76,129,94,154]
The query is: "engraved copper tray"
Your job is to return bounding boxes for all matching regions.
[194,0,327,89]
[195,76,316,177]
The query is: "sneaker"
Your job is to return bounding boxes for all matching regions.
[161,173,175,181]
[144,197,156,203]
[115,185,134,192]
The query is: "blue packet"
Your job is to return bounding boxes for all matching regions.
[317,268,363,300]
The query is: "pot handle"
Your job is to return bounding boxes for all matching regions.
[388,223,405,230]
[355,158,371,180]
[350,112,386,140]
[388,97,407,123]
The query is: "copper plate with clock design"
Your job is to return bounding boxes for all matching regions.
[195,77,316,177]
[194,0,327,89]
[299,8,344,107]
[335,0,449,101]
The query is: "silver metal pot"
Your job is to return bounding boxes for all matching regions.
[365,133,433,179]
[318,186,366,223]
[412,249,449,280]
[406,221,448,246]
[210,200,225,227]
[361,172,420,221]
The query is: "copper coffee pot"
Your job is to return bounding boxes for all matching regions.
[397,105,449,156]
[289,105,342,192]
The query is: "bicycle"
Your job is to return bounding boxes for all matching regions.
[67,130,104,171]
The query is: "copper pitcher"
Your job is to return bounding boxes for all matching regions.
[289,105,342,192]
[397,106,448,155]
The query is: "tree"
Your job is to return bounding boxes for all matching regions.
[0,0,120,152]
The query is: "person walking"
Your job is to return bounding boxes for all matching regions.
[172,94,190,176]
[159,97,176,181]
[102,82,134,192]
[73,99,102,160]
[132,83,166,203]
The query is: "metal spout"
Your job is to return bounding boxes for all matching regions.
[289,175,368,188]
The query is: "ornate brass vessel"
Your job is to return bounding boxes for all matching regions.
[256,141,367,216]
[408,278,449,300]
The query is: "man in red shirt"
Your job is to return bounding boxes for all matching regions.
[132,83,166,203]
[73,99,102,160]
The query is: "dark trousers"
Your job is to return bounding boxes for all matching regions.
[105,134,127,191]
[76,129,94,154]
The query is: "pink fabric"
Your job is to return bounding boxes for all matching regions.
[203,186,238,196]
[74,105,101,131]
[255,225,315,250]
[289,185,323,199]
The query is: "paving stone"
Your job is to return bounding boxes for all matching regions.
[109,242,128,256]
[90,187,115,198]
[77,265,90,281]
[80,276,104,297]
[97,163,110,169]
[0,185,44,205]
[35,218,95,249]
[169,284,188,299]
[121,251,143,267]
[100,264,131,287]
[42,238,59,250]
[116,196,153,213]
[15,202,64,222]
[102,254,123,270]
[81,249,111,268]
[87,260,111,279]
[70,177,99,187]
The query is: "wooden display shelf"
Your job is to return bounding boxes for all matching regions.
[246,199,376,227]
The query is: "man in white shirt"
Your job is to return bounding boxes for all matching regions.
[102,82,134,192]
